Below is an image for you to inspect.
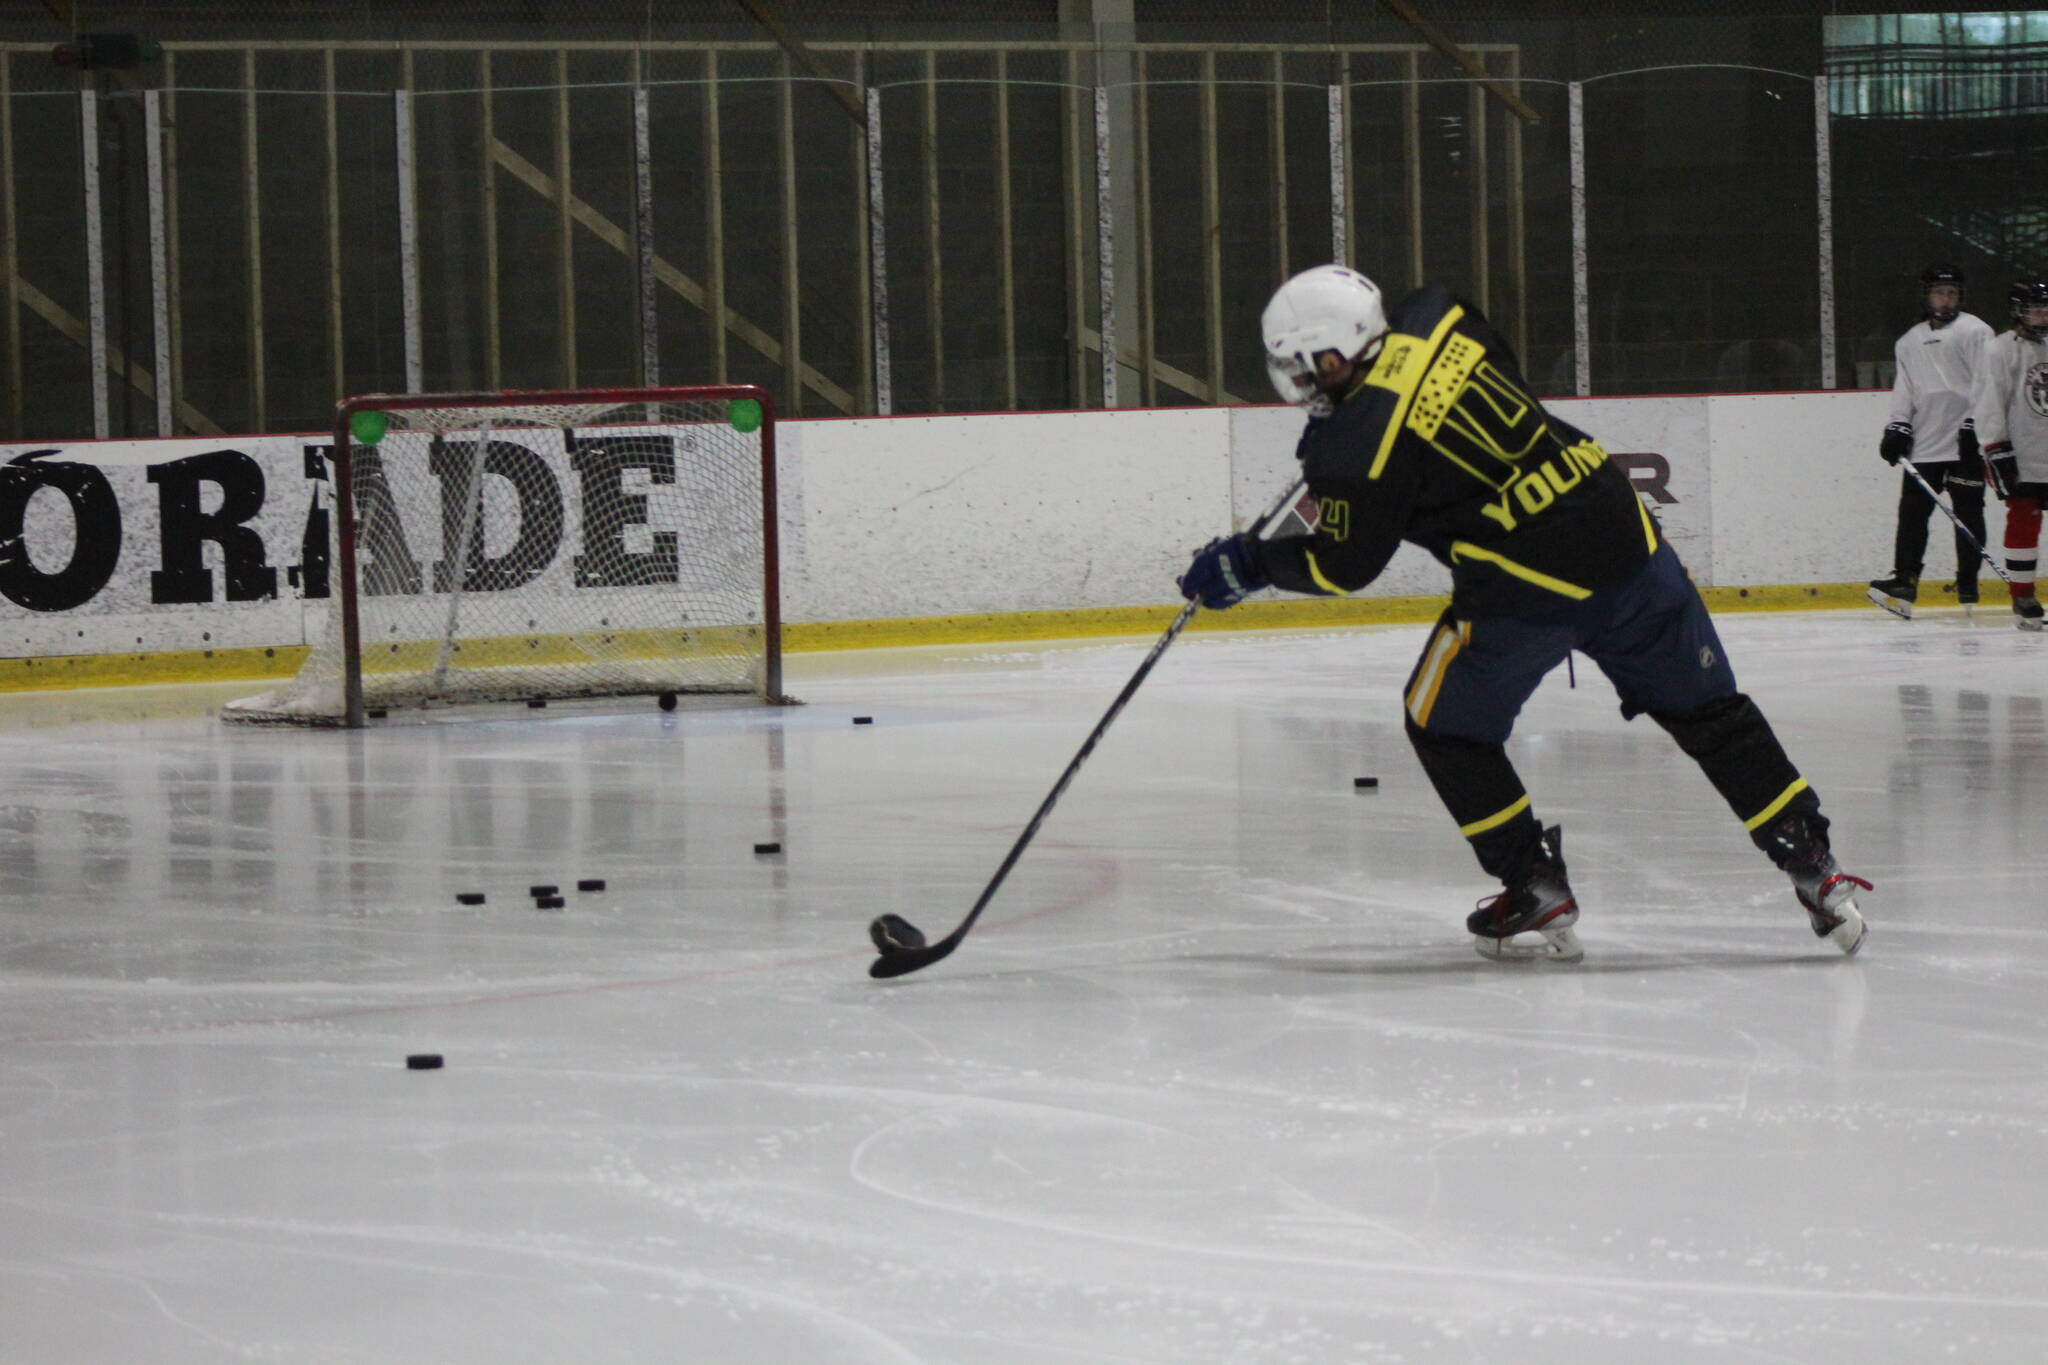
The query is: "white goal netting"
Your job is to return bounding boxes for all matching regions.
[226,391,775,725]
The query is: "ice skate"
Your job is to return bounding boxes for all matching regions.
[1467,825,1582,963]
[1866,574,1917,620]
[2014,594,2044,632]
[1763,814,1869,955]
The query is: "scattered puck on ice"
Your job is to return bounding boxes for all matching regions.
[456,892,486,906]
[529,884,559,897]
[1353,777,1379,789]
[657,692,677,711]
[367,708,388,719]
[870,913,926,953]
[577,878,605,892]
[536,896,566,910]
[527,698,547,709]
[853,716,874,725]
[406,1054,444,1070]
[753,842,782,855]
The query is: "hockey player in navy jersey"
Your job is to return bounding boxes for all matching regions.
[1178,265,1868,962]
[1868,265,1993,619]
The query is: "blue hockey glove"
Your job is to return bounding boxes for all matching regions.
[1879,421,1914,465]
[1178,534,1267,610]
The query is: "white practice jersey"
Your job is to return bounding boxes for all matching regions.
[1888,312,1992,463]
[1972,328,2048,482]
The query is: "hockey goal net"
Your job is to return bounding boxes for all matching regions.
[226,385,782,727]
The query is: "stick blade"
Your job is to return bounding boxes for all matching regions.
[869,938,958,979]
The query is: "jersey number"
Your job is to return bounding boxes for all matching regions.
[1424,361,1551,492]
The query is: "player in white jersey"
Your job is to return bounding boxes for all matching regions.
[1972,277,2048,630]
[1868,266,1994,618]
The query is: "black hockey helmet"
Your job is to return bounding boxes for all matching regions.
[2011,276,2048,339]
[1920,264,1965,322]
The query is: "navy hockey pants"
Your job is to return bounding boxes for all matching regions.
[1402,542,1820,881]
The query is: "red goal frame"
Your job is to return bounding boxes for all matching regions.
[329,384,780,729]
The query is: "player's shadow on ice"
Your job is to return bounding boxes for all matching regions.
[1169,947,1844,978]
[876,945,1855,988]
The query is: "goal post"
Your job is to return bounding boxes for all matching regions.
[226,384,783,728]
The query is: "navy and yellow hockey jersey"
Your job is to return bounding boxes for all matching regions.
[1248,285,1660,619]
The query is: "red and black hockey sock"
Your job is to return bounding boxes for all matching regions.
[1404,719,1545,881]
[1649,692,1826,866]
[2005,495,2042,599]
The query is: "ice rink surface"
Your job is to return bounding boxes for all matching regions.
[3,606,2046,1363]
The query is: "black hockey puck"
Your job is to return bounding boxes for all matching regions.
[753,842,782,855]
[1354,776,1379,789]
[658,692,677,711]
[529,884,559,897]
[367,708,388,720]
[456,892,485,906]
[528,698,547,709]
[536,896,565,910]
[576,878,605,892]
[853,715,874,725]
[870,913,926,953]
[406,1054,444,1070]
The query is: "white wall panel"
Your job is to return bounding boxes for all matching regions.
[1707,392,1890,586]
[790,409,1231,622]
[0,435,323,655]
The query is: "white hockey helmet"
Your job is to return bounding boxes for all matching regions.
[1261,265,1388,407]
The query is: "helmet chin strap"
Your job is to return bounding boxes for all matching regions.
[1315,332,1388,399]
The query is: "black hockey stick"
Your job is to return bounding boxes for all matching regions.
[868,479,1310,979]
[1899,460,2017,588]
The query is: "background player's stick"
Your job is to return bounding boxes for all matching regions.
[868,478,1310,980]
[1900,460,2017,588]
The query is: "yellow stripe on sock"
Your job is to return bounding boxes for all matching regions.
[1460,793,1531,838]
[1742,776,1810,832]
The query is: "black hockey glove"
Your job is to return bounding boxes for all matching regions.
[1958,416,1980,466]
[1879,421,1914,465]
[1179,533,1267,610]
[1983,441,2018,500]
